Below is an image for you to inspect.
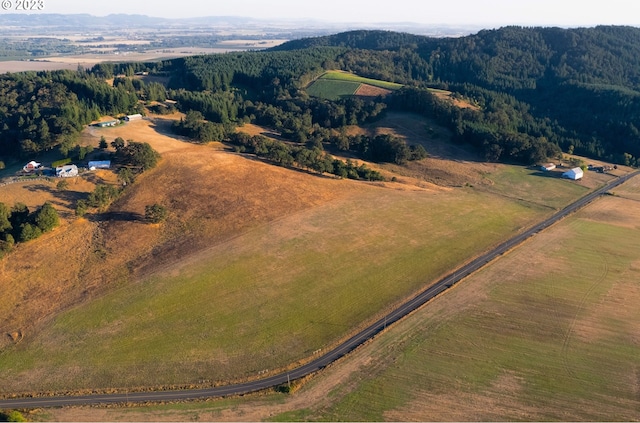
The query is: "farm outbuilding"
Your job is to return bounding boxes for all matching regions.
[125,114,143,121]
[562,167,584,180]
[540,163,556,171]
[96,120,119,128]
[88,160,111,170]
[56,164,78,178]
[23,161,42,172]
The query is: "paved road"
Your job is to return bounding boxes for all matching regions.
[1,170,638,409]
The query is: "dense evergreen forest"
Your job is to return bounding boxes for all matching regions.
[1,25,640,167]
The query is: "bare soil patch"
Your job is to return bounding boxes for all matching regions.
[236,123,283,140]
[432,90,480,110]
[354,84,392,98]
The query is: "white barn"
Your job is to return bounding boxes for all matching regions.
[56,164,78,178]
[562,167,584,180]
[125,114,143,121]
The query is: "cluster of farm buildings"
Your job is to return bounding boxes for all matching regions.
[94,114,143,128]
[539,163,584,180]
[14,113,145,180]
[22,160,111,178]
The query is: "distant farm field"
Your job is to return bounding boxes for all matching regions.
[305,78,361,100]
[320,71,403,90]
[306,71,401,100]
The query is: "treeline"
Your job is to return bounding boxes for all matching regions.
[0,201,59,257]
[0,72,96,158]
[269,30,429,52]
[164,47,346,93]
[420,26,640,162]
[330,133,428,165]
[388,87,561,163]
[227,132,384,181]
[171,111,234,142]
[0,70,141,159]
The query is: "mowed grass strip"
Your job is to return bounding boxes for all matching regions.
[283,191,640,421]
[0,187,546,393]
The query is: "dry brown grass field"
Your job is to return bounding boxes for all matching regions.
[42,174,640,422]
[0,116,357,352]
[2,112,634,421]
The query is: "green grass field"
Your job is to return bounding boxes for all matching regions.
[480,165,592,209]
[38,180,640,422]
[305,78,361,100]
[306,71,403,100]
[265,191,640,421]
[320,71,403,90]
[0,184,554,394]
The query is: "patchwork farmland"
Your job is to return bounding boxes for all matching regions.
[306,71,402,100]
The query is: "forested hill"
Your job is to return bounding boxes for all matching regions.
[271,26,640,161]
[272,26,640,90]
[269,30,429,51]
[2,26,640,167]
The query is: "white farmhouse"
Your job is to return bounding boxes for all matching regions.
[562,167,584,180]
[23,161,42,172]
[56,164,78,178]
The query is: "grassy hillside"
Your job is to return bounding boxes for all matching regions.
[44,173,640,422]
[0,113,612,397]
[268,183,640,421]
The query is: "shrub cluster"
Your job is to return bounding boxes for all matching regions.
[111,137,160,172]
[0,201,59,257]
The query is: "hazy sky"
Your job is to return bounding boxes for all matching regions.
[37,0,640,27]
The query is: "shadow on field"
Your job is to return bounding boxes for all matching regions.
[24,183,86,201]
[147,117,193,143]
[531,170,564,179]
[93,211,144,222]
